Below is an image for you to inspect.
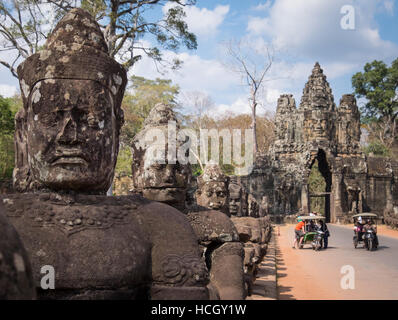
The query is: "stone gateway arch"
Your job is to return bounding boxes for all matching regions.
[242,63,398,224]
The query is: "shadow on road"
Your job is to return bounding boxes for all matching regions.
[275,240,295,300]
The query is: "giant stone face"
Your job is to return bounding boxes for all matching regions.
[27,79,117,191]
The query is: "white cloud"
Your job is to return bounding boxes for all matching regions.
[247,0,398,63]
[383,0,394,15]
[214,96,250,116]
[131,48,241,98]
[253,1,272,12]
[0,84,18,97]
[163,4,229,37]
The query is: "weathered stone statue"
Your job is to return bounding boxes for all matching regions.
[228,176,243,216]
[5,8,208,300]
[131,104,245,300]
[0,205,35,299]
[195,163,230,216]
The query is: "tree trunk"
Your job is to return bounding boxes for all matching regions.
[251,99,258,156]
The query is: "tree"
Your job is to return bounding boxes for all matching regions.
[0,95,17,179]
[120,75,179,145]
[223,39,273,155]
[0,0,197,77]
[352,59,398,152]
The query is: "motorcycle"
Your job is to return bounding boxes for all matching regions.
[352,213,379,251]
[312,230,324,251]
[364,229,378,251]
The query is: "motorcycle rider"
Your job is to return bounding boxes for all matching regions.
[318,220,330,249]
[363,219,379,247]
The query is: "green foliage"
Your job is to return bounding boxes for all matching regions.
[120,76,180,146]
[115,76,179,176]
[309,160,326,215]
[352,59,398,153]
[352,59,398,122]
[0,95,17,179]
[115,146,132,175]
[363,141,391,157]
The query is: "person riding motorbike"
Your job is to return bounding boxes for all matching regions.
[363,219,379,247]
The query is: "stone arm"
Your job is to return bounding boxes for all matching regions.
[0,197,36,299]
[137,201,209,300]
[188,209,246,300]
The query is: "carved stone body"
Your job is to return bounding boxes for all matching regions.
[9,8,208,300]
[3,193,208,299]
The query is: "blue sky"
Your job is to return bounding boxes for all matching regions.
[1,0,398,117]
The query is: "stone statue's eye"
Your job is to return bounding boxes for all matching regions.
[39,112,57,126]
[217,191,225,197]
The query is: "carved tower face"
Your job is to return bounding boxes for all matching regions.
[26,80,117,191]
[16,8,127,193]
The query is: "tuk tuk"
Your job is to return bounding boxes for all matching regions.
[352,213,379,251]
[297,215,326,251]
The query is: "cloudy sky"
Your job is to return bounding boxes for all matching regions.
[1,0,398,116]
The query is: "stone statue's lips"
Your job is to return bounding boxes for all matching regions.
[51,149,89,166]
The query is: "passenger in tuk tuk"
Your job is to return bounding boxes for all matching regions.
[354,221,363,240]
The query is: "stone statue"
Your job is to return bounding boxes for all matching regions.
[195,164,230,216]
[131,104,246,300]
[0,203,35,299]
[228,177,242,216]
[5,8,208,300]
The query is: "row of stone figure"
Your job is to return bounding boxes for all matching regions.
[0,8,271,300]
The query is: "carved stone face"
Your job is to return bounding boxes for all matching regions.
[196,181,228,213]
[228,182,241,215]
[141,162,190,204]
[26,79,117,191]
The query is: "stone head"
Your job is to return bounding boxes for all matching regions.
[195,163,229,215]
[131,103,191,208]
[15,9,127,193]
[228,177,242,216]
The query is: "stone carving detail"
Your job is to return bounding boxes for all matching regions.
[159,254,208,286]
[3,194,135,236]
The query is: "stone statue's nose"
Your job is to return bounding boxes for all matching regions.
[163,165,175,183]
[56,111,78,145]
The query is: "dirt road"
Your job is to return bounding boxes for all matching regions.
[276,224,398,300]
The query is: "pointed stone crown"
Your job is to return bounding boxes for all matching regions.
[198,162,229,185]
[17,8,127,109]
[339,94,359,114]
[299,62,336,111]
[143,103,179,127]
